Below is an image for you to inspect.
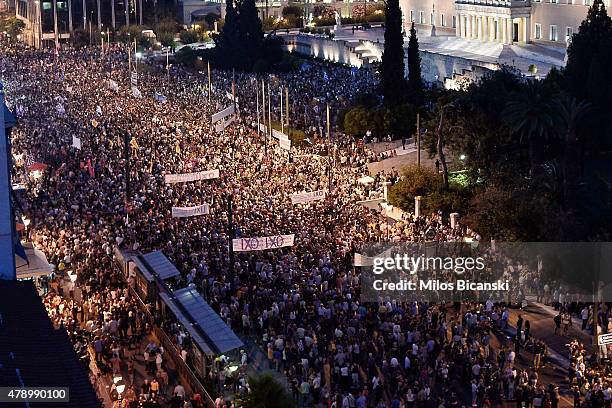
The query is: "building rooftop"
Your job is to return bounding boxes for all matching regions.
[0,280,101,408]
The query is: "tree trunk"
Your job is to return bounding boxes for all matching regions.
[437,106,450,191]
[563,129,578,208]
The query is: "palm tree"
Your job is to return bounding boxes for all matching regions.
[235,374,295,408]
[502,80,555,176]
[553,94,591,206]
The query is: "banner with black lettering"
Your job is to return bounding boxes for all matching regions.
[353,253,374,267]
[211,105,235,123]
[215,116,234,133]
[290,190,326,205]
[232,234,295,252]
[272,129,288,140]
[164,169,220,184]
[280,137,291,151]
[171,203,210,218]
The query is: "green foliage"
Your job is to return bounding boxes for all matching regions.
[236,374,295,408]
[343,103,415,138]
[388,165,467,215]
[283,4,303,17]
[158,32,175,47]
[407,22,422,94]
[0,16,25,39]
[380,0,406,106]
[176,46,198,68]
[212,0,275,70]
[564,0,612,142]
[71,29,89,48]
[179,30,200,44]
[154,18,180,36]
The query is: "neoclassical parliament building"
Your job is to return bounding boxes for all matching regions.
[400,0,596,46]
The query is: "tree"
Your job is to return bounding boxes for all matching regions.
[407,22,422,93]
[552,94,591,206]
[179,30,199,44]
[388,165,440,212]
[565,0,612,103]
[380,0,406,107]
[0,17,25,39]
[239,0,264,62]
[236,374,295,408]
[502,80,555,175]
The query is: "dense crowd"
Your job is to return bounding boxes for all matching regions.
[4,40,605,408]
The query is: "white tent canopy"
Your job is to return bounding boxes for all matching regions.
[16,242,52,278]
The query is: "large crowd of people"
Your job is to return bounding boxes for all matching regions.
[3,39,609,408]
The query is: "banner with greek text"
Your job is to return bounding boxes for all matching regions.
[215,116,234,133]
[164,169,220,184]
[280,137,291,151]
[232,234,295,252]
[291,190,326,205]
[211,105,235,123]
[353,253,374,267]
[171,204,210,218]
[272,129,288,140]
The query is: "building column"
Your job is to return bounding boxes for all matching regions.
[472,15,477,38]
[502,18,508,44]
[506,18,520,44]
[456,13,461,37]
[466,14,471,39]
[524,16,531,43]
[68,0,73,34]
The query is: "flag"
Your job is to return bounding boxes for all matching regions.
[72,135,81,150]
[175,142,181,154]
[130,137,138,149]
[15,241,28,262]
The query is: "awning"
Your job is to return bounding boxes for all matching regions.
[140,250,181,281]
[160,286,243,356]
[16,243,52,278]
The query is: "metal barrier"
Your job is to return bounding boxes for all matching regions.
[128,285,215,408]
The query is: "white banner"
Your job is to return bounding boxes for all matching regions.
[132,86,142,99]
[72,135,81,150]
[259,123,267,133]
[354,253,374,267]
[130,71,138,86]
[107,79,119,92]
[171,203,210,218]
[280,137,291,151]
[226,91,238,103]
[291,190,326,205]
[232,234,295,252]
[211,105,235,123]
[272,129,288,140]
[215,116,234,133]
[164,169,220,184]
